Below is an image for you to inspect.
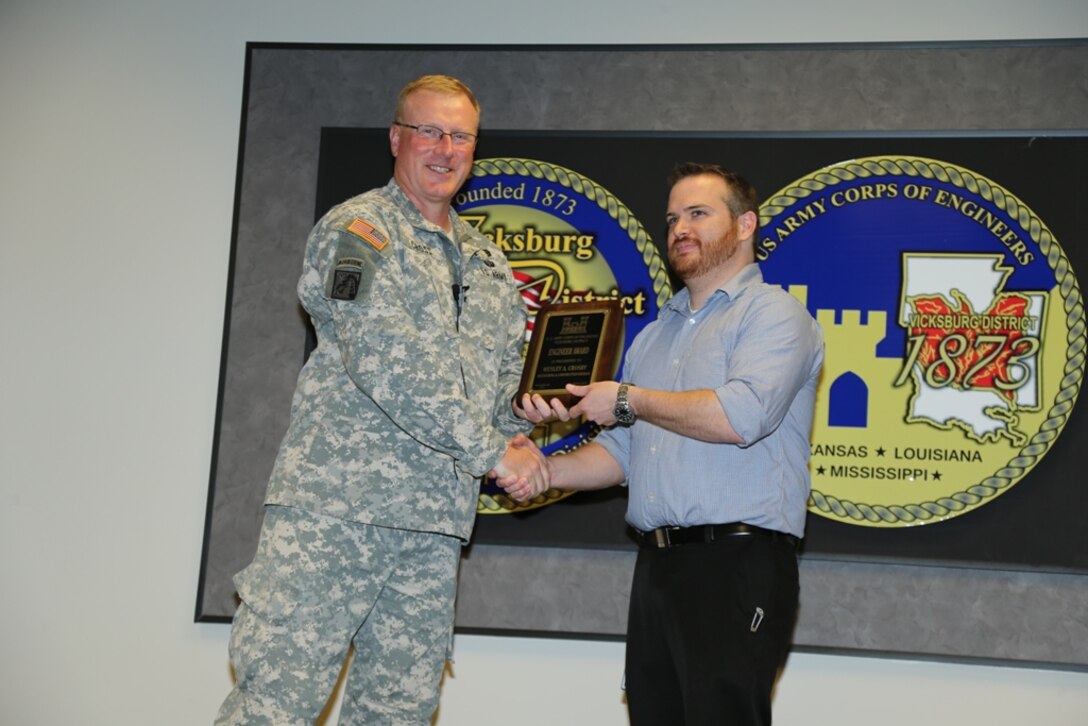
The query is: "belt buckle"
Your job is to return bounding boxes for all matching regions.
[654,526,679,548]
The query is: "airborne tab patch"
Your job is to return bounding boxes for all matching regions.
[346,217,389,252]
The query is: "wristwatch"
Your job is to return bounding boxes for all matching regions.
[613,383,636,425]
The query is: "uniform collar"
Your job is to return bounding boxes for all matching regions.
[385,178,493,262]
[386,177,461,236]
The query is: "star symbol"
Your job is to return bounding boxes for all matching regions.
[876,447,886,457]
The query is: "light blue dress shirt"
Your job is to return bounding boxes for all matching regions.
[594,263,824,538]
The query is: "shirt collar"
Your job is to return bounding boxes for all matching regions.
[662,263,764,317]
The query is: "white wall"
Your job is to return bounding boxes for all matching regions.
[1,1,1087,724]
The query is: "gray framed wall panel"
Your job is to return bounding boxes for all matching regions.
[456,546,1088,667]
[198,42,1088,668]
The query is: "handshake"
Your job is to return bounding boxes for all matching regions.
[488,382,628,502]
[488,432,549,503]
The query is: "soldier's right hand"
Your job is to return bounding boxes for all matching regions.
[490,435,550,502]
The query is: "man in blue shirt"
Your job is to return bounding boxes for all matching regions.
[510,162,824,725]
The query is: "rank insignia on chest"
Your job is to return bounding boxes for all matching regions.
[346,217,389,252]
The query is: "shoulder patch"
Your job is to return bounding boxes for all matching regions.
[346,217,389,252]
[327,251,379,303]
[330,267,362,300]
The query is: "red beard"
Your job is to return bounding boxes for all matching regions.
[668,231,741,281]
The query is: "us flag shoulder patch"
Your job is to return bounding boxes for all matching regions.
[346,217,389,251]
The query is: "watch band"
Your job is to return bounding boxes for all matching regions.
[614,382,636,425]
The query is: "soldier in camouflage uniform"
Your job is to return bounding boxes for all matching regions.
[216,75,548,726]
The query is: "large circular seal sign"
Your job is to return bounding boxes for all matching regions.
[759,156,1085,527]
[454,158,672,514]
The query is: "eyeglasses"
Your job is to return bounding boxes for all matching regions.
[393,122,477,147]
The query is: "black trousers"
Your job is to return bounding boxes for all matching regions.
[624,531,800,726]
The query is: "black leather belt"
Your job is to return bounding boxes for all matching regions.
[634,522,799,549]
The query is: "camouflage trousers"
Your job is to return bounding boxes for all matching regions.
[215,505,461,726]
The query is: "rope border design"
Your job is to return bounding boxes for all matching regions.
[763,156,1086,525]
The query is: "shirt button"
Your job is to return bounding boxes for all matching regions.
[688,318,696,325]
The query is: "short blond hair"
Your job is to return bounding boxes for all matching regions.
[394,74,480,120]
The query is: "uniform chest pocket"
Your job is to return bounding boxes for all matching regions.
[460,311,502,353]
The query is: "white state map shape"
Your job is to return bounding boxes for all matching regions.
[900,253,1041,438]
[899,254,1007,326]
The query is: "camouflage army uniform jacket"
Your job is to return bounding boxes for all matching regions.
[264,179,530,542]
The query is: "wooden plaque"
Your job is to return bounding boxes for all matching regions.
[517,300,625,406]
